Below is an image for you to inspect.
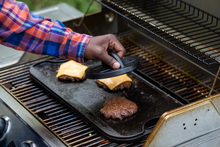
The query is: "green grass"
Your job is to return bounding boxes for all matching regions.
[19,0,100,14]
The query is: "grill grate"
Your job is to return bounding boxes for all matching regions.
[118,35,215,103]
[96,0,220,65]
[0,57,147,146]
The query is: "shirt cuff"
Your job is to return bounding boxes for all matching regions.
[76,34,92,63]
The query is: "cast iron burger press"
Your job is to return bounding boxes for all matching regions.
[86,51,142,79]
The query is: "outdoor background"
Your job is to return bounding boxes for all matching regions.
[19,0,100,14]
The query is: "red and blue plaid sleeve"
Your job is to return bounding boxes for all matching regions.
[0,0,92,63]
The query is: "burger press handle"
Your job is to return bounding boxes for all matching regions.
[86,51,142,79]
[107,51,124,68]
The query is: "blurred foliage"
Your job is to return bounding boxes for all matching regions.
[19,0,100,14]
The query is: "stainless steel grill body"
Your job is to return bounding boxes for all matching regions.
[1,0,220,146]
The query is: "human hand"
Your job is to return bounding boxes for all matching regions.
[84,34,126,69]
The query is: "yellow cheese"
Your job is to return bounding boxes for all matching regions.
[98,74,132,90]
[56,60,88,79]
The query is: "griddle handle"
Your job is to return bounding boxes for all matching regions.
[144,116,160,129]
[108,51,125,68]
[47,59,69,63]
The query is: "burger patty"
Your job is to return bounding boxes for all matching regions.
[58,74,86,82]
[56,69,86,82]
[100,96,138,120]
[96,80,132,91]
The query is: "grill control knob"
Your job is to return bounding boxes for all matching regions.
[0,118,5,135]
[23,140,36,147]
[0,116,10,140]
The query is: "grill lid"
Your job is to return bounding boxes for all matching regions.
[86,52,142,79]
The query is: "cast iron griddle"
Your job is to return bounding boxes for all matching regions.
[29,59,182,142]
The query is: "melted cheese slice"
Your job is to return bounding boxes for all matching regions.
[98,74,132,90]
[56,60,88,79]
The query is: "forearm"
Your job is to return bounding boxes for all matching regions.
[0,0,91,63]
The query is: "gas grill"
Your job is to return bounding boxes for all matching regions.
[1,0,220,146]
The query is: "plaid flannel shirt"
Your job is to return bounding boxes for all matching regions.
[0,0,92,63]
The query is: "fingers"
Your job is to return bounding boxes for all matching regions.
[108,34,126,58]
[99,51,121,69]
[103,34,125,69]
[84,34,126,69]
